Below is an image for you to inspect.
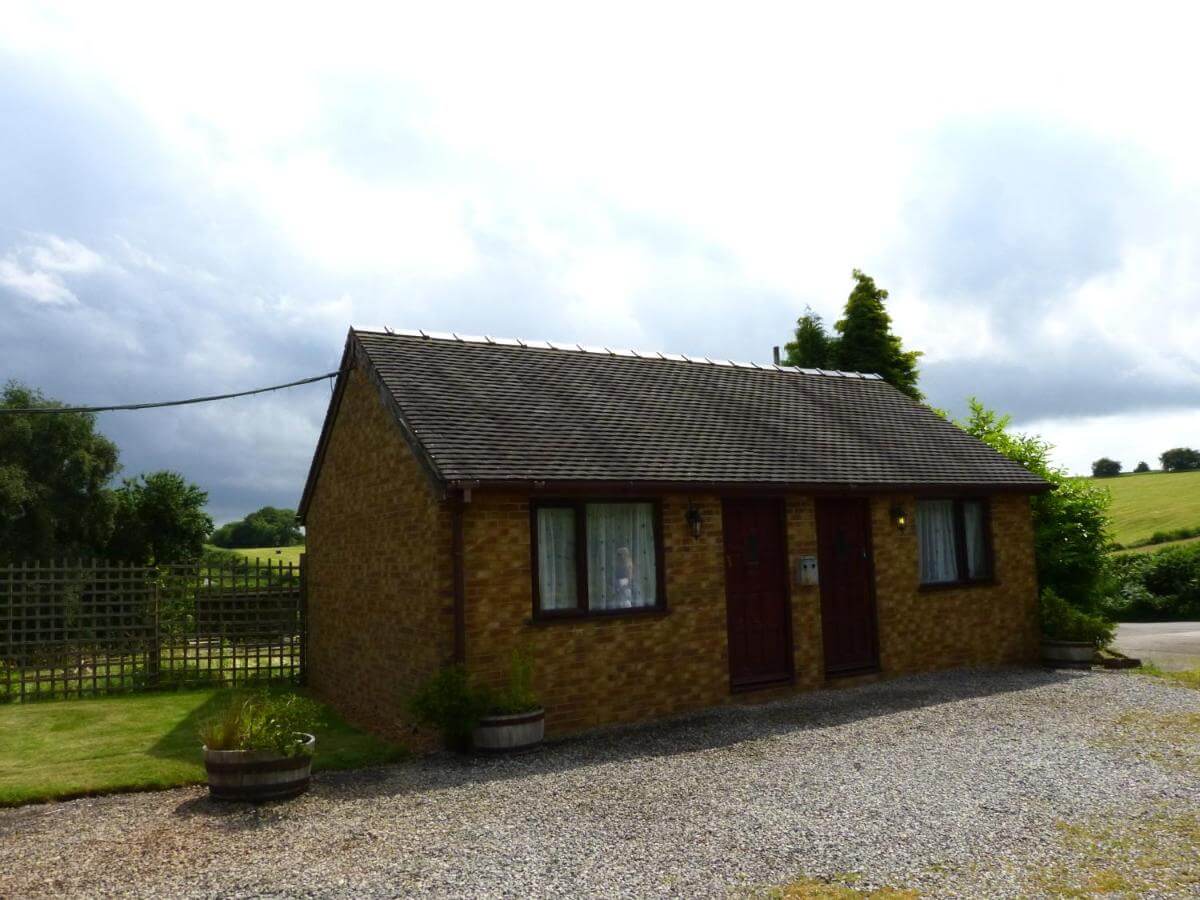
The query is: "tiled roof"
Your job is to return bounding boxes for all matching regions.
[328,329,1049,493]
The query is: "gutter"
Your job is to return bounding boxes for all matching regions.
[445,478,1054,496]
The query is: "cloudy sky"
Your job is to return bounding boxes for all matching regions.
[2,2,1198,524]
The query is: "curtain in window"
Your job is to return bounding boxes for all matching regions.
[537,507,578,610]
[918,499,957,583]
[963,500,990,579]
[586,502,657,610]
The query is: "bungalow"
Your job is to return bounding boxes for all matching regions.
[297,329,1049,741]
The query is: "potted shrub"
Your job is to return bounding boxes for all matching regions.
[473,650,544,753]
[199,691,319,801]
[407,665,490,752]
[408,651,544,753]
[1040,587,1115,667]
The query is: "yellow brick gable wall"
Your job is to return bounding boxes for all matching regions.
[303,366,455,742]
[464,492,1039,737]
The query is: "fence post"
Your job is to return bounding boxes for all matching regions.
[298,553,307,686]
[148,566,161,688]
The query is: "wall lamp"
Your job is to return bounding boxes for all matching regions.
[685,502,703,539]
[891,504,908,532]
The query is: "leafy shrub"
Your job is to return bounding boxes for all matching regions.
[959,400,1111,609]
[1098,543,1200,621]
[1091,457,1121,477]
[1134,461,1151,473]
[407,666,489,750]
[199,691,320,756]
[1138,525,1200,548]
[1040,587,1114,647]
[408,652,542,748]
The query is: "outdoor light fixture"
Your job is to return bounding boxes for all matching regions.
[685,502,703,539]
[891,504,908,532]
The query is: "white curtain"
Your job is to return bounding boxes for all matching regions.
[537,507,578,610]
[918,499,958,583]
[963,501,990,579]
[586,503,657,610]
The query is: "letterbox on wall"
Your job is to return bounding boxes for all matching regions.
[797,555,819,586]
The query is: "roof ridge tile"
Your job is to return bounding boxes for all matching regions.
[355,327,883,380]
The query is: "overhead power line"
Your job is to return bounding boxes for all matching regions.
[0,370,346,415]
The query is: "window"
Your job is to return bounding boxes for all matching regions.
[917,498,993,586]
[533,501,663,616]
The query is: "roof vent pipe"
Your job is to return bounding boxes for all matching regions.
[772,346,781,365]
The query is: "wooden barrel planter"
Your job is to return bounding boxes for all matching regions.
[1041,640,1096,668]
[472,709,545,753]
[203,733,315,801]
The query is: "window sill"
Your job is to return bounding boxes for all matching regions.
[526,606,670,626]
[918,579,997,592]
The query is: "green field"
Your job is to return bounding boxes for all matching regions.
[0,688,404,806]
[1076,470,1200,548]
[205,544,305,566]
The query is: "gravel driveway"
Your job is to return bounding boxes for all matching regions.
[3,668,1198,898]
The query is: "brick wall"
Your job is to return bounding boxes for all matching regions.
[463,494,730,734]
[870,493,1040,674]
[303,366,454,742]
[464,491,1039,736]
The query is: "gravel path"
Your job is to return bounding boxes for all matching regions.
[3,668,1198,898]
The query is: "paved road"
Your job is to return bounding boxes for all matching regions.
[1115,621,1200,670]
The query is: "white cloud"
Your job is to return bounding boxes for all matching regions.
[0,234,109,305]
[0,257,77,304]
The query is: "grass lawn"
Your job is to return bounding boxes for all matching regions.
[0,688,404,807]
[1075,469,1200,547]
[204,544,305,566]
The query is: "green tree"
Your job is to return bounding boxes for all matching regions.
[958,399,1111,609]
[1160,447,1200,472]
[107,471,213,564]
[834,270,923,400]
[1091,457,1121,478]
[781,306,837,369]
[0,381,120,562]
[1134,461,1151,473]
[210,506,303,548]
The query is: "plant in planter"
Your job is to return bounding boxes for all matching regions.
[408,651,545,753]
[473,649,545,753]
[198,691,320,801]
[1040,587,1115,667]
[407,665,490,752]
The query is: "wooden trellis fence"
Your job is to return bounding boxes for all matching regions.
[0,558,304,702]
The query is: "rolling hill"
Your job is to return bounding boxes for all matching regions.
[1076,470,1200,548]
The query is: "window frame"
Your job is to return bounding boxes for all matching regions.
[917,497,996,590]
[530,498,667,620]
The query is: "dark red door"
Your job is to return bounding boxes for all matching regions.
[816,498,879,676]
[723,498,792,689]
